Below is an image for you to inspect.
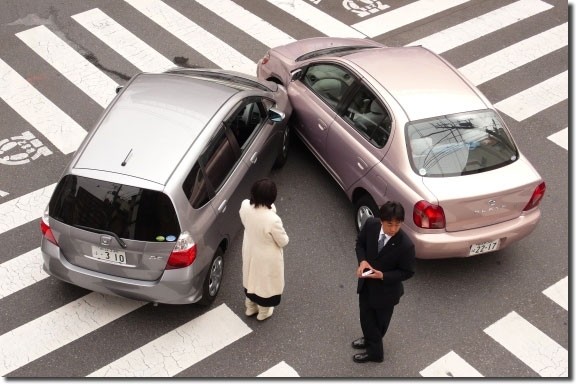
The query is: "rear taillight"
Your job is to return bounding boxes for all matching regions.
[166,232,197,269]
[40,207,58,245]
[413,200,446,229]
[260,52,270,65]
[523,182,546,211]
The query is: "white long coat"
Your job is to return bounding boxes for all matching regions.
[239,199,289,298]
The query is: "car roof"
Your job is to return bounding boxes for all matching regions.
[344,46,488,121]
[74,72,238,185]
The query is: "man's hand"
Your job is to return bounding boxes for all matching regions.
[357,260,372,277]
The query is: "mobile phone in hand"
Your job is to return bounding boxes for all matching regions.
[362,268,374,277]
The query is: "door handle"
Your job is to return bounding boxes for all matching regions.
[217,200,227,213]
[317,120,327,131]
[250,152,258,164]
[357,158,367,171]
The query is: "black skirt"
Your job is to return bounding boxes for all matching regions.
[244,288,281,307]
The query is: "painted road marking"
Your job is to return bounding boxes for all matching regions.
[419,350,483,377]
[88,304,251,377]
[351,0,472,38]
[124,0,256,74]
[72,8,175,73]
[196,0,296,48]
[0,292,145,376]
[459,23,568,85]
[0,183,55,235]
[494,71,568,121]
[484,311,568,377]
[0,59,86,154]
[266,0,365,38]
[0,248,48,300]
[408,0,553,54]
[258,361,300,377]
[16,25,118,108]
[0,190,8,197]
[542,276,568,310]
[547,128,569,151]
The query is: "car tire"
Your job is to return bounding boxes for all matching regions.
[355,195,379,232]
[198,247,224,306]
[273,124,291,169]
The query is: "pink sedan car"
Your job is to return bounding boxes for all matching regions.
[257,37,546,259]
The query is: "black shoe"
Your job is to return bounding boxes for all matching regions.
[353,352,383,363]
[351,337,366,349]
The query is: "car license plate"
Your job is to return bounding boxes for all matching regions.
[469,239,500,256]
[91,246,127,265]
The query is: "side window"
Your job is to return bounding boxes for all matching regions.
[226,99,266,150]
[303,64,355,109]
[182,162,210,209]
[342,84,391,148]
[201,127,240,194]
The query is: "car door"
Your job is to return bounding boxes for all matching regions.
[289,63,354,161]
[324,82,392,190]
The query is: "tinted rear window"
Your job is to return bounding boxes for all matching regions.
[49,175,180,242]
[407,110,519,177]
[296,46,377,62]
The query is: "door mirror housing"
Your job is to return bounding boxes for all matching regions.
[268,107,285,123]
[290,69,303,82]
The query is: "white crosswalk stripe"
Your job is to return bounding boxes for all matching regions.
[542,276,568,310]
[258,361,300,377]
[0,190,8,197]
[0,183,55,235]
[0,248,47,300]
[88,304,251,377]
[419,351,483,377]
[16,25,119,108]
[548,128,569,151]
[408,0,553,53]
[72,8,175,73]
[484,311,568,377]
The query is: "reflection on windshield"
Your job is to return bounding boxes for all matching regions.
[407,110,518,177]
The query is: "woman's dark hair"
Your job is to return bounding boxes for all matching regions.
[379,201,405,222]
[250,178,277,209]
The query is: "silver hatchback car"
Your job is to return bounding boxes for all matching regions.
[257,37,545,259]
[40,68,292,305]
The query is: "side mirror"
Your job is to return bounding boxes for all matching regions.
[290,69,303,82]
[115,85,124,94]
[268,107,285,123]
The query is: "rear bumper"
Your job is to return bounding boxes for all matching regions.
[41,239,205,304]
[408,208,541,259]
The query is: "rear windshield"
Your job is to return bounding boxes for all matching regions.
[407,110,519,177]
[49,175,180,242]
[296,46,378,62]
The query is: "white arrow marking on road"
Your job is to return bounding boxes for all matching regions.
[542,276,568,310]
[420,350,484,377]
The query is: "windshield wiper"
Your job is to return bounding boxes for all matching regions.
[73,225,127,249]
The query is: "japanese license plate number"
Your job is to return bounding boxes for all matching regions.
[91,246,127,265]
[469,239,500,256]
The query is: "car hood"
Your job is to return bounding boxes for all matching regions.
[421,157,543,232]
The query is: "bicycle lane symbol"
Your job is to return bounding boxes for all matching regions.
[0,130,52,165]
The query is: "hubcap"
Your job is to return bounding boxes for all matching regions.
[356,205,375,230]
[208,256,223,297]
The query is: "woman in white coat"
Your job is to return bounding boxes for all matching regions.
[239,178,289,321]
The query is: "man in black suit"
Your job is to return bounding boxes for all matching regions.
[352,201,416,363]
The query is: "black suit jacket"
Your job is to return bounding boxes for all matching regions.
[355,217,416,308]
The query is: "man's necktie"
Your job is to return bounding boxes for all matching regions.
[378,234,386,252]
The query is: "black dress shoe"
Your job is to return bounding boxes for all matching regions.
[351,337,366,349]
[353,352,383,363]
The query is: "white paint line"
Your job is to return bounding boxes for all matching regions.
[72,8,175,73]
[484,311,568,377]
[0,59,86,154]
[351,0,472,38]
[89,304,252,377]
[0,190,8,197]
[494,71,568,121]
[460,23,568,85]
[0,292,145,376]
[266,0,365,38]
[542,276,568,310]
[408,0,553,53]
[258,361,300,377]
[0,248,48,300]
[195,0,296,48]
[124,0,256,75]
[419,350,483,377]
[16,25,118,108]
[0,183,55,235]
[547,128,569,151]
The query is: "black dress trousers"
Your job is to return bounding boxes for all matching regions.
[359,287,395,360]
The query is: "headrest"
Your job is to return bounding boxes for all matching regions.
[370,100,384,114]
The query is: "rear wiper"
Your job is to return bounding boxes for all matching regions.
[73,225,127,249]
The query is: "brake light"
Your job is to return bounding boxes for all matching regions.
[40,207,58,245]
[413,200,446,229]
[261,52,270,65]
[166,232,197,269]
[523,182,546,211]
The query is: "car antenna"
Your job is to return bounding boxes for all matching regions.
[121,149,133,166]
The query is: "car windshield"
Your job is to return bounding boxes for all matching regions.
[49,175,181,242]
[406,110,518,177]
[296,45,378,62]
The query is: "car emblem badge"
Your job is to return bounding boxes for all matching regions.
[488,199,497,206]
[100,235,112,246]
